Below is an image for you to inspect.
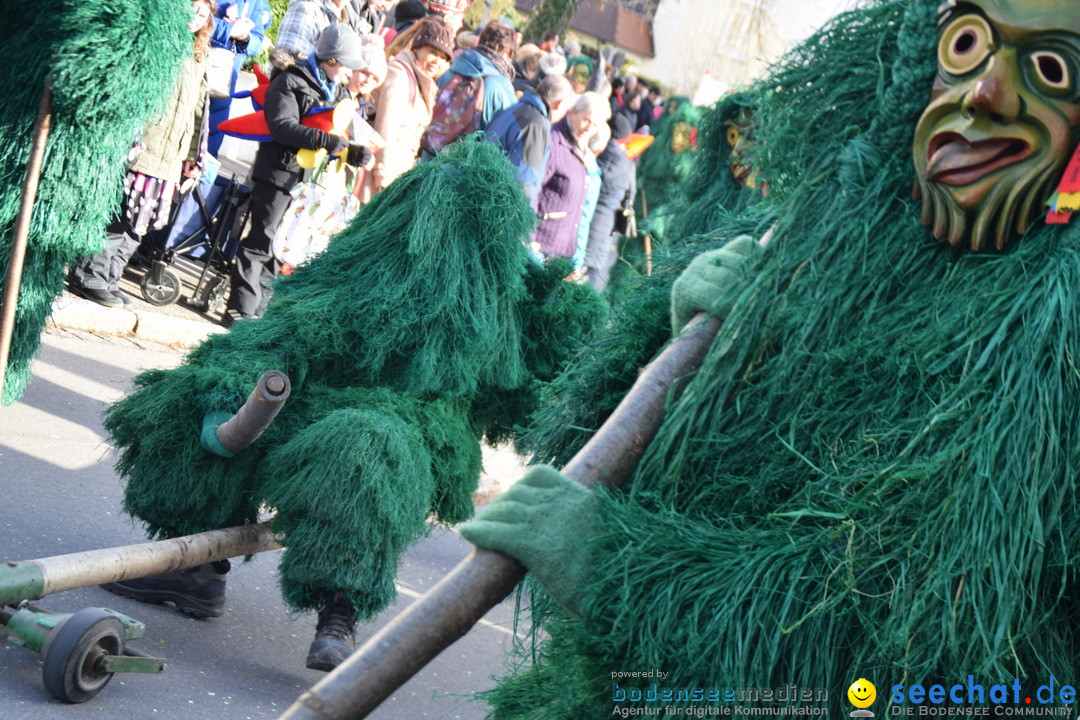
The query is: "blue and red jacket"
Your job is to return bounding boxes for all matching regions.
[484,90,551,206]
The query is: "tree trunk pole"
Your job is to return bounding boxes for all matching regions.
[0,523,282,607]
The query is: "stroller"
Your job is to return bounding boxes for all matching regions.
[137,173,251,313]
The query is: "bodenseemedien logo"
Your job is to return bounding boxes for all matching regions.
[849,678,878,718]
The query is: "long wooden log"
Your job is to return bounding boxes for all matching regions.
[1,372,289,606]
[281,314,722,720]
[0,523,282,607]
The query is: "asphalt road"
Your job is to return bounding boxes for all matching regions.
[0,327,529,720]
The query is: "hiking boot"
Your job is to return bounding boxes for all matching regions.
[110,289,133,306]
[305,592,357,671]
[101,559,230,619]
[70,284,124,308]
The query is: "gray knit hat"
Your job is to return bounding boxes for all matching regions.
[316,23,368,70]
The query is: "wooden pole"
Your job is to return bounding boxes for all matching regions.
[280,313,722,720]
[0,523,282,607]
[0,78,53,402]
[0,371,289,606]
[215,370,291,453]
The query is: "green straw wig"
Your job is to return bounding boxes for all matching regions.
[106,138,604,614]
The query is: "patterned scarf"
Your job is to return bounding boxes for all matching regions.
[475,44,514,81]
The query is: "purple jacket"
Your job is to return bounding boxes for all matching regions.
[534,119,588,258]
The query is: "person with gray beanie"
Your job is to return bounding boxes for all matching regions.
[582,111,637,291]
[226,23,374,328]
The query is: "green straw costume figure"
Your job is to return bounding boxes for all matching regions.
[0,1,191,405]
[463,0,1080,716]
[521,90,771,465]
[635,95,706,214]
[103,140,606,670]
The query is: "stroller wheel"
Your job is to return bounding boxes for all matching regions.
[204,274,230,314]
[184,273,230,313]
[140,267,182,306]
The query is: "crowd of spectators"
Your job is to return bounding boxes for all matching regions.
[67,0,668,316]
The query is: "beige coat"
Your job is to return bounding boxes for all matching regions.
[367,49,436,194]
[134,54,208,182]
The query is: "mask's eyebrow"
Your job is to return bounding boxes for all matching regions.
[1017,30,1080,54]
[937,1,986,31]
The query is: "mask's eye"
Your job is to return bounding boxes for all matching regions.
[726,125,741,148]
[1030,51,1072,94]
[939,13,994,75]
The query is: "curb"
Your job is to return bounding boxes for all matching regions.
[49,293,225,348]
[134,310,227,346]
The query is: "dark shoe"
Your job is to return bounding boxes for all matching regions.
[305,592,357,671]
[220,308,252,328]
[111,290,133,306]
[71,284,124,308]
[101,559,230,619]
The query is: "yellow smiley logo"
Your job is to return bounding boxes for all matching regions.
[848,678,877,709]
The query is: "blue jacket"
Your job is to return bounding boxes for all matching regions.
[574,151,602,269]
[210,0,272,94]
[485,91,551,206]
[438,49,516,130]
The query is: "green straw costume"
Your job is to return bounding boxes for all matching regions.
[463,0,1080,716]
[105,139,605,615]
[0,1,190,405]
[521,90,769,465]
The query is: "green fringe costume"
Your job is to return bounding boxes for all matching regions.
[519,93,766,466]
[0,1,190,405]
[105,140,606,615]
[635,96,707,221]
[482,0,1080,716]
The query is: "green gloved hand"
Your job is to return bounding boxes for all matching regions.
[671,234,763,335]
[459,465,597,617]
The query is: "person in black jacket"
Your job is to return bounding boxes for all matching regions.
[225,23,372,324]
[583,112,637,292]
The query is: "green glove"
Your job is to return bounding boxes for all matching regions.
[459,465,597,617]
[671,234,763,335]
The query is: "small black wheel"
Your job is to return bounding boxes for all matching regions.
[140,267,182,306]
[41,608,125,703]
[204,274,230,314]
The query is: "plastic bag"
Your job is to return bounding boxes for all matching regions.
[207,47,236,99]
[272,156,359,272]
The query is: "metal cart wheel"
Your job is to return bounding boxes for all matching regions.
[140,266,182,306]
[41,608,124,703]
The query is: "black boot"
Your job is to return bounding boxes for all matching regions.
[305,592,357,671]
[101,559,230,619]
